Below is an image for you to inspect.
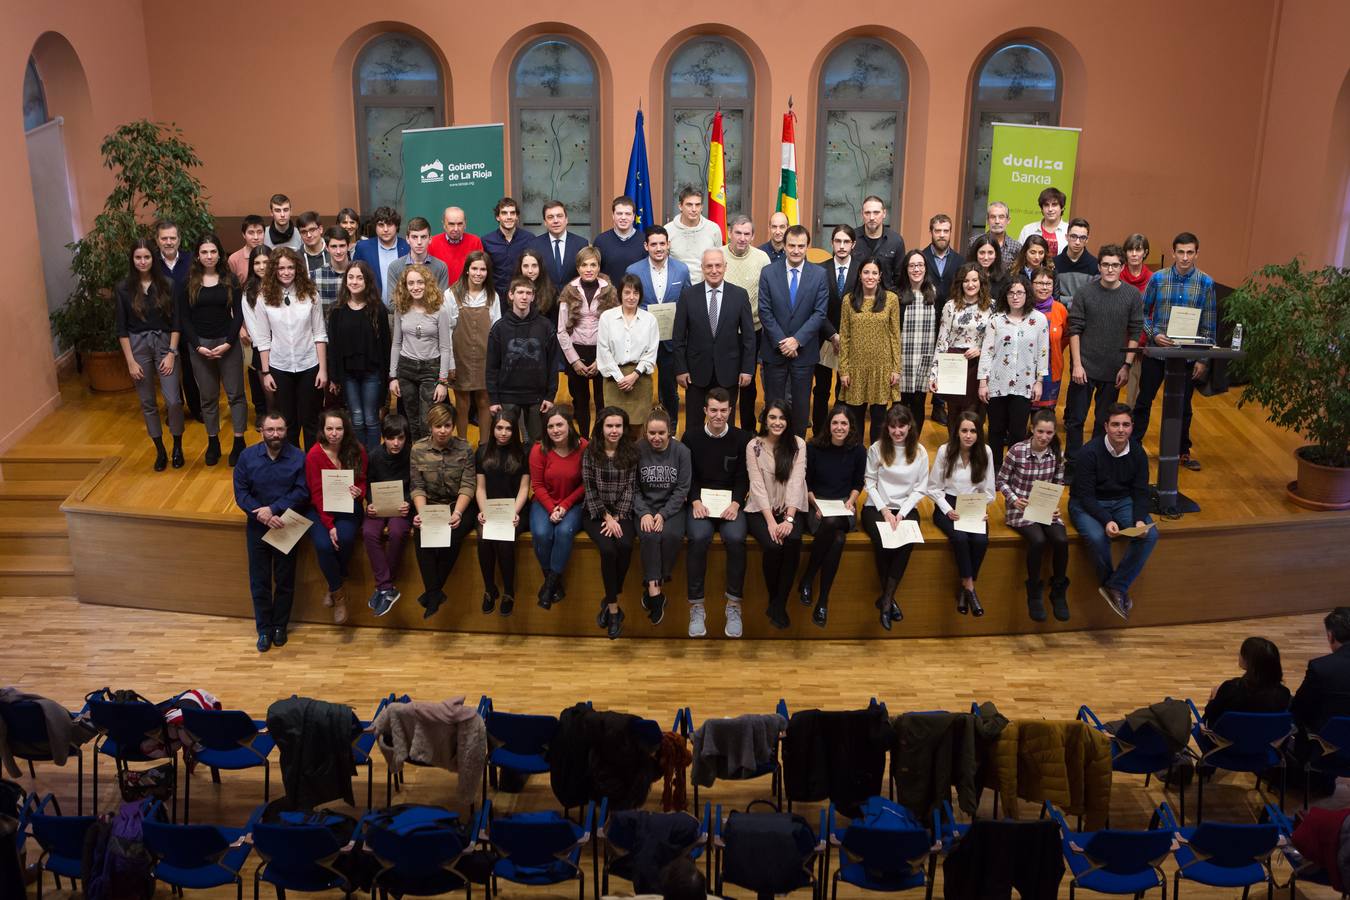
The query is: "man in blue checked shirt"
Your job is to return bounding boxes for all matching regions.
[1131,232,1215,470]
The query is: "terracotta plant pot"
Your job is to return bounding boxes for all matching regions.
[1287,446,1350,511]
[83,350,134,393]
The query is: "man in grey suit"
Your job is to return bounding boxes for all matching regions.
[673,248,755,431]
[758,225,829,437]
[626,226,691,430]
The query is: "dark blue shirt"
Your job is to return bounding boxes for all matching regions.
[1070,436,1150,526]
[481,226,536,300]
[593,228,648,287]
[759,241,786,264]
[233,442,309,518]
[806,442,867,501]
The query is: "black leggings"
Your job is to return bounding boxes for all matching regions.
[1012,522,1069,581]
[800,510,854,607]
[477,540,517,596]
[985,394,1031,470]
[747,512,803,610]
[861,506,918,599]
[565,345,605,437]
[583,512,635,602]
[846,403,887,447]
[900,391,927,436]
[413,507,476,597]
[931,496,990,581]
[271,366,321,447]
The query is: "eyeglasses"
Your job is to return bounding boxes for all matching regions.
[1067,234,1089,242]
[1099,261,1123,270]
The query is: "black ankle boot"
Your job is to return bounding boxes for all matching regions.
[152,438,168,471]
[205,436,222,466]
[1049,577,1071,622]
[229,436,246,467]
[1026,579,1047,622]
[537,573,557,609]
[171,436,185,468]
[955,585,969,615]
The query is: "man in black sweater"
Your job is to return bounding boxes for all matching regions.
[485,279,559,443]
[1067,403,1159,619]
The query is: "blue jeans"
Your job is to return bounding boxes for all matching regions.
[307,507,363,591]
[343,372,385,451]
[529,502,583,575]
[1068,497,1159,592]
[656,343,680,430]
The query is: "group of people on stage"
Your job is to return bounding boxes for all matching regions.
[114,186,1219,648]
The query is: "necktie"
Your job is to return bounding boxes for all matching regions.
[553,238,563,278]
[708,288,720,333]
[837,266,846,294]
[789,267,799,308]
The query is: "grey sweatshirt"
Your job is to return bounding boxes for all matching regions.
[634,439,692,519]
[1067,279,1144,382]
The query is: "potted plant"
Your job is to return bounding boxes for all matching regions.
[1223,259,1350,510]
[51,120,213,392]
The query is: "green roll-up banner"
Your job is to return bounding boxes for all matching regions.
[401,124,505,232]
[988,123,1082,239]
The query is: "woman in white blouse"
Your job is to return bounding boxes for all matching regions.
[449,251,499,442]
[978,276,1049,468]
[928,263,993,420]
[926,411,997,617]
[862,404,929,630]
[745,400,807,630]
[596,274,658,435]
[389,263,456,442]
[253,247,327,447]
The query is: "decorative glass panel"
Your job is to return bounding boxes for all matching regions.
[821,40,906,102]
[966,110,1052,241]
[22,59,47,131]
[669,108,744,216]
[364,106,436,212]
[513,40,595,99]
[976,45,1057,103]
[357,35,440,97]
[518,108,593,231]
[817,109,899,245]
[669,39,751,100]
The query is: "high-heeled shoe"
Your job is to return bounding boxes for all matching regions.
[955,586,969,615]
[967,588,985,618]
[889,602,903,622]
[876,596,893,631]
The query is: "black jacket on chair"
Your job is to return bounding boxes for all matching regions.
[548,704,662,810]
[265,696,360,810]
[782,706,892,818]
[943,818,1064,900]
[1292,644,1350,733]
[671,280,756,389]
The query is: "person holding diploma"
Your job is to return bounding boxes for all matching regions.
[928,264,993,421]
[862,404,929,630]
[233,412,309,652]
[475,407,530,616]
[557,247,613,438]
[927,411,996,616]
[837,258,901,445]
[363,414,412,617]
[634,408,692,629]
[410,402,478,617]
[305,409,368,625]
[745,400,808,630]
[583,407,640,639]
[596,274,658,432]
[978,277,1049,469]
[998,409,1071,622]
[681,389,750,639]
[896,250,939,435]
[529,406,586,610]
[798,405,865,628]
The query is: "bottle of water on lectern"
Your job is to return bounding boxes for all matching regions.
[1231,323,1244,350]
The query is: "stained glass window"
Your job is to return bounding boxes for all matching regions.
[354,34,445,214]
[665,37,753,220]
[23,58,48,132]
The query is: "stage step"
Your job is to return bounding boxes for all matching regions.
[0,516,69,555]
[0,554,75,597]
[1,446,113,481]
[0,480,80,516]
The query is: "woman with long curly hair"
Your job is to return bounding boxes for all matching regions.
[389,263,457,441]
[253,246,327,447]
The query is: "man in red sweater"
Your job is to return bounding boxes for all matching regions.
[427,206,484,283]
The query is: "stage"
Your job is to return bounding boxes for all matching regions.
[3,375,1346,639]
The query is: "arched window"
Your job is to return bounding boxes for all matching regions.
[510,37,600,234]
[813,38,908,246]
[353,33,445,214]
[665,37,753,221]
[22,57,48,131]
[961,42,1062,243]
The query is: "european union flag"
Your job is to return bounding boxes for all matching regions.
[624,109,656,229]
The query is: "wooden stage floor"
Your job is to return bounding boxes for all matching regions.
[6,375,1349,639]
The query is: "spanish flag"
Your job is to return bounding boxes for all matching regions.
[776,109,799,226]
[706,110,727,241]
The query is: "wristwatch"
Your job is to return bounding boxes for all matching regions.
[785,516,795,524]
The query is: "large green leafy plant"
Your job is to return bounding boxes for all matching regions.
[51,120,213,353]
[1224,259,1350,468]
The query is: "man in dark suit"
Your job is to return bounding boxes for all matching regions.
[155,219,200,421]
[673,248,755,431]
[1293,608,1350,734]
[813,225,860,435]
[922,213,965,302]
[757,225,829,437]
[527,199,589,287]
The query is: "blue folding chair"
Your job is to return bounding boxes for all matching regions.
[713,801,827,900]
[1154,801,1277,900]
[595,796,710,899]
[88,693,180,819]
[1186,699,1293,822]
[482,797,593,900]
[0,698,87,814]
[1080,704,1194,825]
[1263,803,1334,900]
[1046,801,1173,900]
[142,805,260,899]
[827,797,938,900]
[679,705,785,809]
[355,693,407,809]
[27,793,97,899]
[362,803,487,899]
[1301,715,1350,810]
[479,696,560,806]
[251,811,354,899]
[180,708,274,824]
[931,800,971,857]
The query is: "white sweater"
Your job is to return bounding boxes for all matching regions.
[664,216,724,284]
[864,442,930,515]
[926,443,996,514]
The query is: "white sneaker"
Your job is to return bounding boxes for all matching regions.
[724,601,743,638]
[688,602,707,638]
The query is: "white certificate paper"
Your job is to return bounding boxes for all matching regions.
[818,340,839,371]
[481,498,517,542]
[954,493,989,535]
[1117,522,1156,538]
[814,498,852,519]
[261,508,312,555]
[936,353,968,395]
[1166,306,1201,339]
[419,505,453,548]
[700,489,732,518]
[321,469,354,514]
[1022,480,1064,526]
[649,303,677,341]
[369,480,404,518]
[879,518,924,549]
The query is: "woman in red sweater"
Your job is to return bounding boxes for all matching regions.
[528,405,588,609]
[305,408,368,625]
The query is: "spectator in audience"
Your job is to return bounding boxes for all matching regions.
[922,213,965,302]
[529,405,586,610]
[682,389,750,638]
[486,278,559,444]
[723,215,772,430]
[447,250,500,442]
[813,225,856,435]
[240,246,272,428]
[999,409,1071,622]
[799,404,865,628]
[838,258,900,445]
[557,246,612,438]
[233,411,308,652]
[1069,403,1159,620]
[928,263,993,421]
[310,226,353,311]
[1120,233,1153,407]
[1053,218,1099,308]
[1206,636,1291,724]
[254,247,327,448]
[410,401,477,617]
[389,264,455,442]
[116,238,184,471]
[969,234,1009,301]
[862,404,928,629]
[759,210,789,263]
[627,225,690,430]
[364,414,412,617]
[854,195,905,289]
[1012,233,1051,282]
[475,406,530,617]
[1029,266,1069,418]
[297,211,330,277]
[325,261,390,452]
[180,233,248,467]
[386,217,450,292]
[1017,187,1068,256]
[673,248,755,431]
[1291,609,1350,737]
[305,409,367,626]
[528,199,588,287]
[978,277,1049,468]
[928,411,996,617]
[428,205,483,283]
[593,195,647,285]
[665,187,723,282]
[351,206,409,301]
[970,201,1022,266]
[597,273,658,429]
[759,225,829,437]
[228,214,266,282]
[337,208,362,248]
[661,857,706,900]
[514,248,559,327]
[583,407,640,639]
[482,197,534,301]
[635,408,691,629]
[262,194,302,250]
[746,399,807,631]
[896,250,939,435]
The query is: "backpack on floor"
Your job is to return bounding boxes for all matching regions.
[82,798,162,900]
[720,802,816,896]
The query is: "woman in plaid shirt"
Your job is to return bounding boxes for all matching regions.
[582,406,640,639]
[896,250,939,435]
[997,409,1070,623]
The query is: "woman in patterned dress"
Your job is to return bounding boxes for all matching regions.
[977,276,1049,469]
[837,257,900,445]
[895,250,939,435]
[927,263,993,421]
